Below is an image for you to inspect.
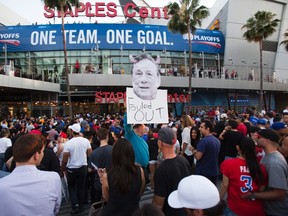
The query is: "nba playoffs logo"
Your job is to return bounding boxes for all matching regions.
[183,32,221,48]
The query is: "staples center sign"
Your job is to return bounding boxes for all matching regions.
[44,2,169,20]
[95,91,189,103]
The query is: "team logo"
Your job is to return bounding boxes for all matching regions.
[182,33,221,48]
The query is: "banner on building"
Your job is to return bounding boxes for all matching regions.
[0,24,225,54]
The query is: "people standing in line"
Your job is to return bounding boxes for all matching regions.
[0,128,12,170]
[83,130,97,204]
[279,135,288,163]
[123,112,149,168]
[242,129,288,216]
[47,125,59,142]
[242,114,252,133]
[220,137,267,216]
[180,114,195,168]
[219,119,245,159]
[38,135,61,175]
[152,127,191,216]
[236,117,247,136]
[0,134,62,216]
[247,126,265,162]
[11,124,27,144]
[99,138,145,216]
[189,126,201,170]
[212,113,228,138]
[88,128,113,202]
[146,130,159,191]
[74,59,80,73]
[191,120,220,186]
[190,126,201,150]
[283,111,288,126]
[61,123,92,215]
[168,175,224,216]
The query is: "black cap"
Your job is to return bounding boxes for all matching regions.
[258,129,280,143]
[158,127,176,145]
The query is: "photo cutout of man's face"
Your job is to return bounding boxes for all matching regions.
[130,54,161,100]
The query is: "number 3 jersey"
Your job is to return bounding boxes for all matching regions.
[220,157,267,216]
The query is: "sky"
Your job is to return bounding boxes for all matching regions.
[0,0,216,25]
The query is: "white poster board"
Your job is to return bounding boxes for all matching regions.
[126,87,168,124]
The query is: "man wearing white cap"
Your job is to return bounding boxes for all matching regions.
[168,175,225,216]
[61,123,92,215]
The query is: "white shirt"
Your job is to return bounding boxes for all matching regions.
[0,137,12,153]
[63,136,91,169]
[0,165,61,216]
[174,140,180,153]
[182,127,193,156]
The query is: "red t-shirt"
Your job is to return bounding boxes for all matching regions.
[221,158,267,216]
[237,123,247,136]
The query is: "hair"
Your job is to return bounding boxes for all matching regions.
[132,204,165,216]
[130,53,160,76]
[97,128,108,141]
[109,138,138,193]
[181,115,194,128]
[133,124,145,129]
[248,126,260,135]
[202,120,214,132]
[228,119,238,129]
[190,126,200,148]
[147,130,154,139]
[1,128,10,137]
[203,200,226,216]
[238,137,264,185]
[280,135,288,148]
[13,134,45,163]
[83,130,95,140]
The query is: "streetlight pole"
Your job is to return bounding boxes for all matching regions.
[163,48,167,75]
[91,47,93,65]
[96,42,99,69]
[120,44,123,70]
[200,51,205,70]
[28,52,31,79]
[216,53,220,78]
[3,44,7,74]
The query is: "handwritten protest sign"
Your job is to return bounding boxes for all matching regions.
[126,87,168,124]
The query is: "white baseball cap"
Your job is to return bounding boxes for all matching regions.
[220,113,228,119]
[168,175,220,209]
[68,123,81,133]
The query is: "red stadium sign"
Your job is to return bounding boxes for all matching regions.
[44,1,169,20]
[95,91,188,103]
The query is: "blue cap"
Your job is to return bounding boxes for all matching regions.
[271,122,287,130]
[257,118,267,125]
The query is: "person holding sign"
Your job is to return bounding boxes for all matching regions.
[130,54,161,100]
[124,112,149,168]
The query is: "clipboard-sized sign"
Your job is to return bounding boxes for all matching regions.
[126,87,168,124]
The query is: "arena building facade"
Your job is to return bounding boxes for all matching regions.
[0,0,287,117]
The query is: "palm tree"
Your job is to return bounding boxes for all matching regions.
[280,29,288,51]
[43,0,80,118]
[242,11,279,112]
[167,0,209,113]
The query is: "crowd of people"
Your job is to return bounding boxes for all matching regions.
[0,105,288,216]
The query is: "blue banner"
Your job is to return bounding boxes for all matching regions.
[0,24,225,54]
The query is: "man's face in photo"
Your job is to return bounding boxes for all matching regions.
[132,58,160,100]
